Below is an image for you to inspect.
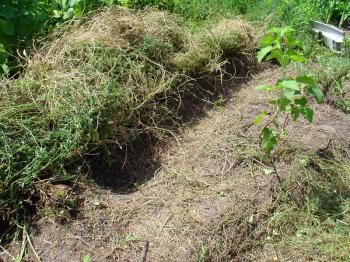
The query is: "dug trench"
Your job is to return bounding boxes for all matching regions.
[0,6,256,241]
[2,6,350,262]
[90,56,255,193]
[3,65,350,261]
[1,53,257,259]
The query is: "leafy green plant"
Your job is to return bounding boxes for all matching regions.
[339,0,350,27]
[257,27,306,67]
[324,0,338,24]
[256,27,324,154]
[0,0,120,75]
[0,1,50,74]
[52,0,85,20]
[321,0,350,28]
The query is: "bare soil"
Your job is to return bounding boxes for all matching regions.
[2,67,350,262]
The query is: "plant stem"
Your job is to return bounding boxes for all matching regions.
[339,0,349,28]
[327,0,337,24]
[260,111,279,138]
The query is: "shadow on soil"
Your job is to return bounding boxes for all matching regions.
[90,57,257,193]
[0,56,257,243]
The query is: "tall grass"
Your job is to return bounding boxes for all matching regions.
[129,0,323,31]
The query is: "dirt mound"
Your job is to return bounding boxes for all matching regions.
[0,6,255,227]
[4,67,350,261]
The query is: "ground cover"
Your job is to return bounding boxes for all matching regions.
[1,1,350,261]
[3,66,350,261]
[0,6,255,238]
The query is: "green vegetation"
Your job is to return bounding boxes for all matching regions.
[267,147,350,260]
[0,0,328,75]
[0,0,121,74]
[1,0,350,260]
[256,27,324,154]
[322,0,350,27]
[0,6,254,230]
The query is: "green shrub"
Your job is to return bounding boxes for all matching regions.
[0,0,120,75]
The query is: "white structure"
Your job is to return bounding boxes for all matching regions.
[312,21,345,51]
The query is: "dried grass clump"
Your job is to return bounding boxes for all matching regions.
[0,6,255,223]
[171,19,254,73]
[204,19,254,53]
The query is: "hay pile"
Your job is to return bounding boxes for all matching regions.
[0,7,254,222]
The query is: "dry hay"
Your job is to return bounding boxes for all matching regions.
[0,6,256,225]
[171,19,254,74]
[3,64,350,262]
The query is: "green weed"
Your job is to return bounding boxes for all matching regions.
[0,0,122,75]
[335,99,350,113]
[267,148,350,260]
[256,27,324,154]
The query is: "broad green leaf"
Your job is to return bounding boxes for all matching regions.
[290,54,306,63]
[286,50,307,63]
[286,36,304,49]
[279,54,290,68]
[307,87,324,104]
[296,75,316,86]
[0,6,16,19]
[277,97,291,111]
[291,107,301,121]
[267,50,290,68]
[262,128,277,154]
[283,89,300,99]
[294,97,308,107]
[271,97,291,111]
[260,35,275,47]
[257,46,274,63]
[280,26,295,37]
[1,63,9,75]
[302,107,314,123]
[266,49,282,61]
[255,111,267,125]
[256,85,276,91]
[292,40,305,49]
[279,80,300,91]
[0,18,15,36]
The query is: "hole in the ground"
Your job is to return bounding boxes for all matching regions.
[0,56,256,240]
[89,56,256,193]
